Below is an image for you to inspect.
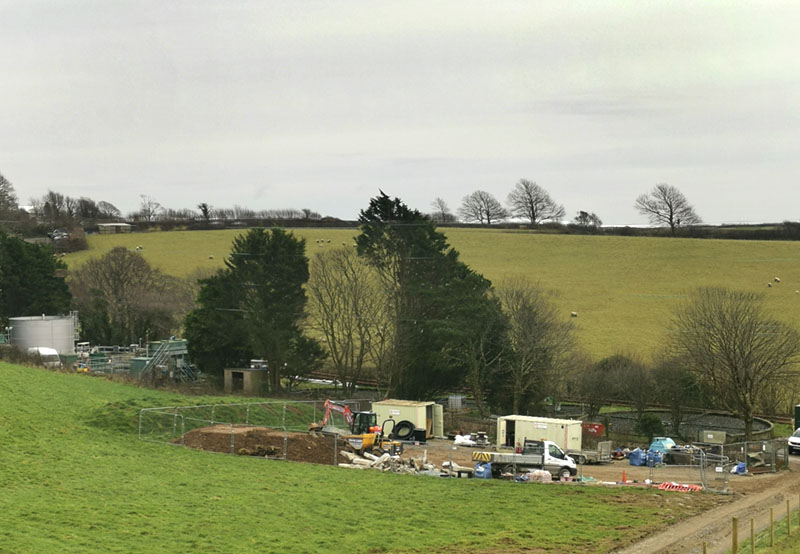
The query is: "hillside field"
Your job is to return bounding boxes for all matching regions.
[0,362,721,553]
[64,228,800,359]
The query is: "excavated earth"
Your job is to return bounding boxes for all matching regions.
[181,425,339,464]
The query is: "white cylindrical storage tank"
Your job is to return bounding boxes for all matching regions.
[8,315,76,354]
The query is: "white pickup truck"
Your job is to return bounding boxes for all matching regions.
[472,439,577,479]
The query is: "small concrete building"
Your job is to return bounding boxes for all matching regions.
[223,367,268,395]
[371,399,444,439]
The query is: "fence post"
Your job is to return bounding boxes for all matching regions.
[138,409,143,440]
[172,407,179,437]
[787,499,791,536]
[246,403,251,425]
[702,541,707,554]
[732,516,738,554]
[750,517,754,554]
[282,403,286,431]
[283,435,288,460]
[334,434,338,466]
[211,404,215,425]
[230,424,235,454]
[770,507,774,547]
[180,416,185,447]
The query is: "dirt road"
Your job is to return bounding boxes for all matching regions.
[614,457,800,554]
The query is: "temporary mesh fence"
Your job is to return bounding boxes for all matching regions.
[138,399,373,465]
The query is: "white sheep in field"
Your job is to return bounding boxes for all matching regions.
[570,312,578,318]
[208,255,214,259]
[774,277,781,283]
[135,245,143,251]
[768,283,772,287]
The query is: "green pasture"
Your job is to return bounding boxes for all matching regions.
[0,362,714,553]
[64,228,800,359]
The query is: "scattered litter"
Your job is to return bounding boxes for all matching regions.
[453,434,476,447]
[528,470,553,483]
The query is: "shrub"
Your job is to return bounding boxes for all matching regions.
[634,412,664,443]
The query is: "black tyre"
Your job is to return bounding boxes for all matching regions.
[558,467,572,480]
[502,464,516,475]
[391,420,415,440]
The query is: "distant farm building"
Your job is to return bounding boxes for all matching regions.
[97,223,132,234]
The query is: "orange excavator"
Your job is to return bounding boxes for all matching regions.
[312,399,402,455]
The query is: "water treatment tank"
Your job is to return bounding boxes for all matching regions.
[7,314,77,354]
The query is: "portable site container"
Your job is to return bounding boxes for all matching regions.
[371,399,444,439]
[496,415,582,452]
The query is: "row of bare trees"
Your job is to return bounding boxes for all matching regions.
[454,180,567,225]
[433,181,701,234]
[132,196,323,223]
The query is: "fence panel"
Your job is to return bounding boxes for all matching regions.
[138,400,367,463]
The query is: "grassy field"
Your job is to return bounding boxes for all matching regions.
[64,228,800,359]
[0,362,721,553]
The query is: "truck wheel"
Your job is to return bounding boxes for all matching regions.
[558,467,572,480]
[576,454,586,465]
[502,464,516,475]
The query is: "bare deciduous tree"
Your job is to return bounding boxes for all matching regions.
[671,287,800,438]
[69,246,193,344]
[307,247,390,395]
[197,203,213,221]
[458,190,508,224]
[97,201,121,219]
[495,278,575,413]
[0,172,18,215]
[430,197,455,223]
[507,179,565,224]
[634,183,702,235]
[138,195,162,222]
[573,210,602,228]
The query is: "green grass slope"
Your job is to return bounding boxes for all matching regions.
[0,363,711,553]
[64,228,800,359]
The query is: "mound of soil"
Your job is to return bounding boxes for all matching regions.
[181,425,339,465]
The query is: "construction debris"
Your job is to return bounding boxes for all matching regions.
[337,450,440,475]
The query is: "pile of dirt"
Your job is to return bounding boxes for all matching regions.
[181,425,339,465]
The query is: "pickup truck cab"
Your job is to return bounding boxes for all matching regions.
[473,439,577,479]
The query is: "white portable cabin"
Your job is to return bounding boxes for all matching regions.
[371,399,444,439]
[497,415,582,452]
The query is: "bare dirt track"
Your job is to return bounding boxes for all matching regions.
[613,458,800,554]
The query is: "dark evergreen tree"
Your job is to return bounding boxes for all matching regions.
[0,230,71,320]
[356,192,505,398]
[185,228,323,390]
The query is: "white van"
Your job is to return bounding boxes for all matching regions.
[27,347,62,368]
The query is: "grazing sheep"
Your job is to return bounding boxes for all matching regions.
[135,245,143,251]
[570,312,578,317]
[768,283,772,287]
[208,255,214,259]
[327,239,331,243]
[774,277,781,283]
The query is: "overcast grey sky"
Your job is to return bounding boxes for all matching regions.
[2,1,799,225]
